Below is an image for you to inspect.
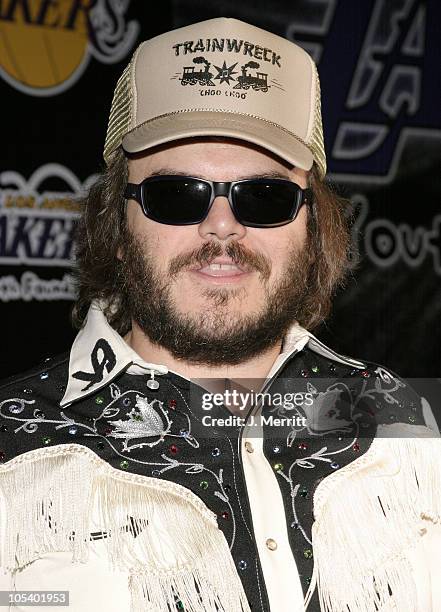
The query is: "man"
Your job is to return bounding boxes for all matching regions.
[0,17,439,612]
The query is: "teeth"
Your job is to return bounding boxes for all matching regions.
[207,263,239,270]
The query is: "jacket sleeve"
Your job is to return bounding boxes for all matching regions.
[415,394,441,611]
[420,395,440,435]
[306,363,441,612]
[0,488,12,604]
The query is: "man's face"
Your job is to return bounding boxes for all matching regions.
[121,138,313,365]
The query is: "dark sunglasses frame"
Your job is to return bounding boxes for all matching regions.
[124,175,313,228]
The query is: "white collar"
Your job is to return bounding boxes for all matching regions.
[60,300,366,407]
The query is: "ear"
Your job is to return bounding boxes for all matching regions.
[117,246,123,261]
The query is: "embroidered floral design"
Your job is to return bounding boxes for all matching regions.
[109,395,171,450]
[268,381,360,447]
[362,366,406,405]
[302,384,354,434]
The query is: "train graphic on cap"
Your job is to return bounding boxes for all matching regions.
[234,61,269,91]
[180,56,216,85]
[179,56,270,92]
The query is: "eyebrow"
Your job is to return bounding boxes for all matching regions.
[147,168,291,181]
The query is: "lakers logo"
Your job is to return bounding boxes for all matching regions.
[0,0,139,96]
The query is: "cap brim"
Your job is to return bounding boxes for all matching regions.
[121,111,313,171]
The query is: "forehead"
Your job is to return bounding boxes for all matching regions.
[127,137,296,181]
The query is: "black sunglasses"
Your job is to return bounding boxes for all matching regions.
[124,175,312,228]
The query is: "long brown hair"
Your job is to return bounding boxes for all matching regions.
[71,146,359,333]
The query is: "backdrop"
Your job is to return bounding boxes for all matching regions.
[1,0,439,385]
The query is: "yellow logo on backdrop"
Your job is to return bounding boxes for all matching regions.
[0,0,139,96]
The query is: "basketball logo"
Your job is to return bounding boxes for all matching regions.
[0,0,139,96]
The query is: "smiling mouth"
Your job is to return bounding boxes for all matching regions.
[191,259,250,280]
[198,263,244,277]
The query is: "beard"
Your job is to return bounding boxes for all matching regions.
[118,222,316,366]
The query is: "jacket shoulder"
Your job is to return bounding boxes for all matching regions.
[358,358,439,435]
[0,352,69,396]
[305,335,428,412]
[302,339,435,434]
[0,353,70,461]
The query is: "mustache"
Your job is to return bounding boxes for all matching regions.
[168,241,271,280]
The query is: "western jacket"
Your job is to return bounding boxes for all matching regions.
[0,301,439,611]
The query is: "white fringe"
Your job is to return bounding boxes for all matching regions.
[0,444,250,612]
[304,434,441,612]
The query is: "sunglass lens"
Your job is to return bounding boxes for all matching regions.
[232,181,299,226]
[142,178,210,224]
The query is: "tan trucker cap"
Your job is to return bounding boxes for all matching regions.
[104,17,326,178]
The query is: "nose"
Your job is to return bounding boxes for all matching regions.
[198,196,247,241]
